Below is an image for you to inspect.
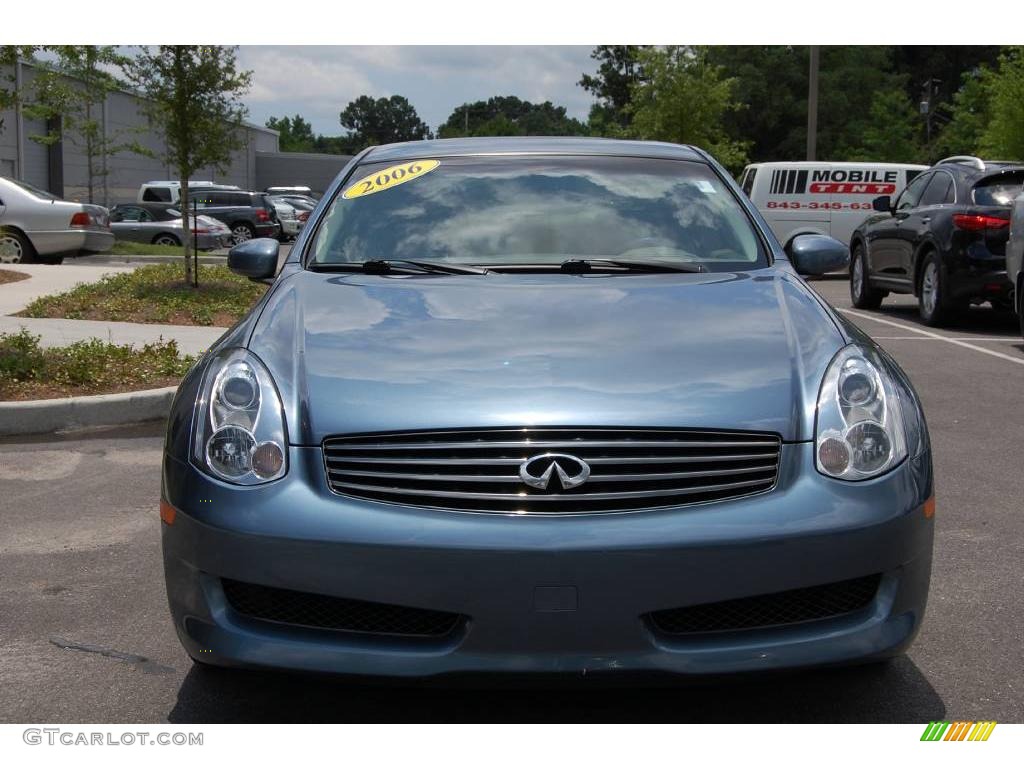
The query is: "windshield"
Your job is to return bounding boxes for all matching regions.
[309,156,766,271]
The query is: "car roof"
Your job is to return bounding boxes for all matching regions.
[364,137,706,163]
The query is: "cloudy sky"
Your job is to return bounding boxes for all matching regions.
[236,46,599,136]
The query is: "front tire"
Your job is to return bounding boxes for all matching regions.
[0,230,36,264]
[850,242,884,309]
[918,252,962,327]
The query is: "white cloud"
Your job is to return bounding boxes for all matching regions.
[236,45,597,135]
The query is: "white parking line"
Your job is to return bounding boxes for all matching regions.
[839,308,1024,367]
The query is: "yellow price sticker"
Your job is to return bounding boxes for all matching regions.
[342,159,441,200]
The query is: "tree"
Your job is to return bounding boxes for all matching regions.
[339,95,430,150]
[849,87,926,163]
[934,66,991,157]
[0,46,38,134]
[579,45,647,131]
[25,46,148,204]
[436,96,587,138]
[628,46,749,171]
[980,47,1024,160]
[127,46,252,286]
[265,113,316,152]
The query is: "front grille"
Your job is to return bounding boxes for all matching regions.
[646,574,882,636]
[221,579,465,638]
[323,427,781,514]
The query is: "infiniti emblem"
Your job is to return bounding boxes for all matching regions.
[518,453,591,491]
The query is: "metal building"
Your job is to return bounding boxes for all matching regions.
[0,60,280,206]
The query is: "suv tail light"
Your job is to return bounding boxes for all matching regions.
[298,211,309,222]
[69,212,91,228]
[952,214,1009,232]
[255,208,270,222]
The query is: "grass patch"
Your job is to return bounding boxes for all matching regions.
[0,269,30,285]
[18,263,267,327]
[0,328,194,401]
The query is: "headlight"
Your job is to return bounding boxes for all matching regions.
[192,348,287,484]
[815,344,907,480]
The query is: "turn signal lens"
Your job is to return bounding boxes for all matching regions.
[159,498,176,525]
[923,496,936,519]
[252,441,285,478]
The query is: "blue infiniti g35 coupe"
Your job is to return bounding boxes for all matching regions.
[161,137,934,678]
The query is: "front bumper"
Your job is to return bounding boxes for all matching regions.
[162,442,934,678]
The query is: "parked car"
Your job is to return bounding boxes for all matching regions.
[271,194,316,212]
[162,137,934,679]
[265,185,315,198]
[1006,192,1024,337]
[0,176,113,264]
[187,186,280,245]
[739,161,927,249]
[109,203,232,250]
[270,195,315,236]
[138,180,228,205]
[269,199,300,241]
[850,156,1024,325]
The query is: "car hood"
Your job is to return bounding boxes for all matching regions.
[248,268,847,445]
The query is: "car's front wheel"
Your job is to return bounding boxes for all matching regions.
[0,230,36,264]
[850,242,885,309]
[231,223,255,245]
[918,252,962,326]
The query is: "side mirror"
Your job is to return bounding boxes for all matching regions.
[228,237,279,280]
[872,195,892,213]
[786,234,850,276]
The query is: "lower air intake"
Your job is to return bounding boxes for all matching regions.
[221,579,465,638]
[646,574,882,635]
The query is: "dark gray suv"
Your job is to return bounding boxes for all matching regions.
[188,187,280,245]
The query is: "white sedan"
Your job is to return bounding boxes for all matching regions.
[0,177,115,265]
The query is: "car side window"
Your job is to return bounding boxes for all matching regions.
[142,187,172,202]
[919,173,954,207]
[740,167,756,197]
[119,206,144,222]
[896,173,931,212]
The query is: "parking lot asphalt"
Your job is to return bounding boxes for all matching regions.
[0,275,1022,724]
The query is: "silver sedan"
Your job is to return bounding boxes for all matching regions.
[0,176,114,264]
[109,203,232,250]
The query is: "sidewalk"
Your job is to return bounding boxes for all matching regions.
[0,263,226,355]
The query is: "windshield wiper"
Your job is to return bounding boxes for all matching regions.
[558,258,705,274]
[310,260,488,275]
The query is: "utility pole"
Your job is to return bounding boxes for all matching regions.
[921,77,942,146]
[807,46,819,161]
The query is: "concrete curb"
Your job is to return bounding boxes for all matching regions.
[0,386,178,437]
